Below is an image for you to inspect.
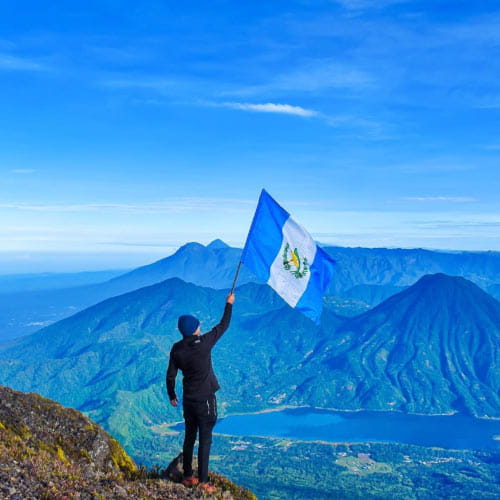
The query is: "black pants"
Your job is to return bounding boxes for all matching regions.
[182,394,217,483]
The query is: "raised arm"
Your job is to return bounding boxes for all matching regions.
[203,293,235,347]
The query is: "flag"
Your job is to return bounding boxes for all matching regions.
[241,189,335,324]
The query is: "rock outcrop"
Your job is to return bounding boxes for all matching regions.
[0,385,256,499]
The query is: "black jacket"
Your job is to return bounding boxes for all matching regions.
[166,303,232,402]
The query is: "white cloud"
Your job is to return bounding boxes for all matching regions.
[0,197,255,214]
[85,44,150,64]
[228,63,374,98]
[11,169,36,174]
[333,0,410,10]
[403,196,477,203]
[410,220,500,230]
[0,53,47,72]
[217,101,319,117]
[388,159,476,173]
[438,13,500,46]
[473,96,500,109]
[99,75,203,97]
[268,65,373,93]
[101,77,183,90]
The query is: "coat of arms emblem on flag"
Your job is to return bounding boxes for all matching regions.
[283,243,309,279]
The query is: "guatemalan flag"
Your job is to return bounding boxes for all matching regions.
[241,189,336,324]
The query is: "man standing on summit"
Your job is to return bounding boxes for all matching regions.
[166,292,235,493]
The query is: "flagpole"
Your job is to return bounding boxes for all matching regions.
[230,189,264,295]
[230,261,243,294]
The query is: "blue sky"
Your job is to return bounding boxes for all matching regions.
[0,1,499,272]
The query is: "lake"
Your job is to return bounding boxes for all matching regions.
[175,407,500,450]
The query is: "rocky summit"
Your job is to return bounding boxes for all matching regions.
[0,385,256,500]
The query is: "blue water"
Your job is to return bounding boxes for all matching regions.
[174,408,500,450]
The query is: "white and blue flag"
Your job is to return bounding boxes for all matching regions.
[241,189,335,324]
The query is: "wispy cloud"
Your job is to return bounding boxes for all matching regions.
[473,96,500,109]
[212,101,319,117]
[333,0,410,10]
[201,100,387,135]
[411,220,500,230]
[403,196,478,203]
[11,169,36,174]
[0,53,48,72]
[389,158,476,173]
[101,75,386,133]
[270,64,373,92]
[84,44,152,64]
[100,76,187,91]
[228,62,374,98]
[437,13,500,46]
[0,198,255,214]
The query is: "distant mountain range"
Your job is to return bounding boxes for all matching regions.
[0,269,125,293]
[0,240,256,341]
[1,240,499,341]
[0,272,498,457]
[323,246,500,293]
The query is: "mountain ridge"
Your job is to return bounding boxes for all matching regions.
[286,273,500,416]
[2,240,500,341]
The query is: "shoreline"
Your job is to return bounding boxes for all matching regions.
[219,404,500,421]
[157,404,500,430]
[212,432,477,452]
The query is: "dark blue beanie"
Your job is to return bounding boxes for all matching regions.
[178,315,200,337]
